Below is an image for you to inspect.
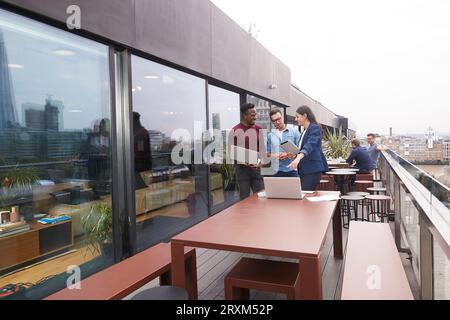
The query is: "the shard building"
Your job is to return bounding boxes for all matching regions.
[0,30,18,129]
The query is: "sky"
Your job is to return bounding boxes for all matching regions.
[211,0,450,136]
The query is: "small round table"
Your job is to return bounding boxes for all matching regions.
[366,187,387,195]
[346,192,370,197]
[325,171,356,195]
[332,168,360,173]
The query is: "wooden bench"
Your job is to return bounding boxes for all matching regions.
[224,258,300,300]
[45,243,197,300]
[341,222,413,300]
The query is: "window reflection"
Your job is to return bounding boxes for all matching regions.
[131,55,208,252]
[248,95,272,130]
[0,9,112,298]
[208,85,240,213]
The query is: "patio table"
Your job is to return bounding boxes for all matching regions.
[171,191,343,300]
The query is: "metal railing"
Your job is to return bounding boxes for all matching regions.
[379,150,450,300]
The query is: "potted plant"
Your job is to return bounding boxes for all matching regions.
[81,202,113,257]
[323,129,352,160]
[218,163,236,191]
[0,166,40,216]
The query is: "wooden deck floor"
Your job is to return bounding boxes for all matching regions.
[125,220,420,300]
[125,224,350,300]
[197,224,348,300]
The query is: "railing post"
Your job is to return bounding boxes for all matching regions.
[419,214,434,300]
[394,178,401,248]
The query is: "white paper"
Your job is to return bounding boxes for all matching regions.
[306,195,341,202]
[280,139,300,154]
[257,191,267,198]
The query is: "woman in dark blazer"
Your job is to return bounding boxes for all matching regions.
[288,106,328,191]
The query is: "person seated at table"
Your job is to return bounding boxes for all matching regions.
[346,139,374,174]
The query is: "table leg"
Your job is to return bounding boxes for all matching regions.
[185,250,198,300]
[299,256,322,300]
[171,241,186,289]
[333,199,343,258]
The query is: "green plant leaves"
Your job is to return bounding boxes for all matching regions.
[81,202,112,256]
[323,128,352,159]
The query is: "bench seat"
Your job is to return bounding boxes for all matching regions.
[341,222,413,300]
[45,243,196,300]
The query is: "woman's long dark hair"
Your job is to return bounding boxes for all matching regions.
[296,105,318,124]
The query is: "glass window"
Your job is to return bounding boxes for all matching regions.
[0,9,113,299]
[208,85,240,213]
[247,95,272,130]
[131,55,208,252]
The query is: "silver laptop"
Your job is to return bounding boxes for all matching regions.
[263,177,304,200]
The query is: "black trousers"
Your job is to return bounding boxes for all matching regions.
[235,165,264,200]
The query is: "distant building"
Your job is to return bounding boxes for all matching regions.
[0,30,18,129]
[443,141,450,161]
[25,108,46,130]
[212,113,221,130]
[148,130,164,151]
[399,139,444,163]
[23,97,63,131]
[0,127,86,163]
[383,136,400,154]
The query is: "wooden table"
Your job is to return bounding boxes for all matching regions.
[327,161,350,169]
[171,191,343,300]
[326,171,357,195]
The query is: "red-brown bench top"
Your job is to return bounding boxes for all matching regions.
[341,222,413,300]
[45,243,194,300]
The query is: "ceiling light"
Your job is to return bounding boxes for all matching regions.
[137,86,142,91]
[53,50,76,56]
[8,64,24,69]
[144,75,159,79]
[132,88,136,92]
[68,109,82,113]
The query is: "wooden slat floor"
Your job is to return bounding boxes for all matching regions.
[125,220,420,300]
[124,224,350,300]
[198,223,348,300]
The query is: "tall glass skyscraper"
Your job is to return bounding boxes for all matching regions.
[0,30,17,129]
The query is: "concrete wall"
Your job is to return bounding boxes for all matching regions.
[3,0,291,105]
[289,86,341,129]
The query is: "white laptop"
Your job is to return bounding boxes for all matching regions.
[263,177,305,200]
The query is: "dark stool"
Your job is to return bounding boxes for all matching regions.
[354,180,373,192]
[366,195,391,223]
[341,195,365,228]
[366,187,387,195]
[130,286,188,300]
[319,179,330,190]
[225,258,300,300]
[346,192,370,221]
